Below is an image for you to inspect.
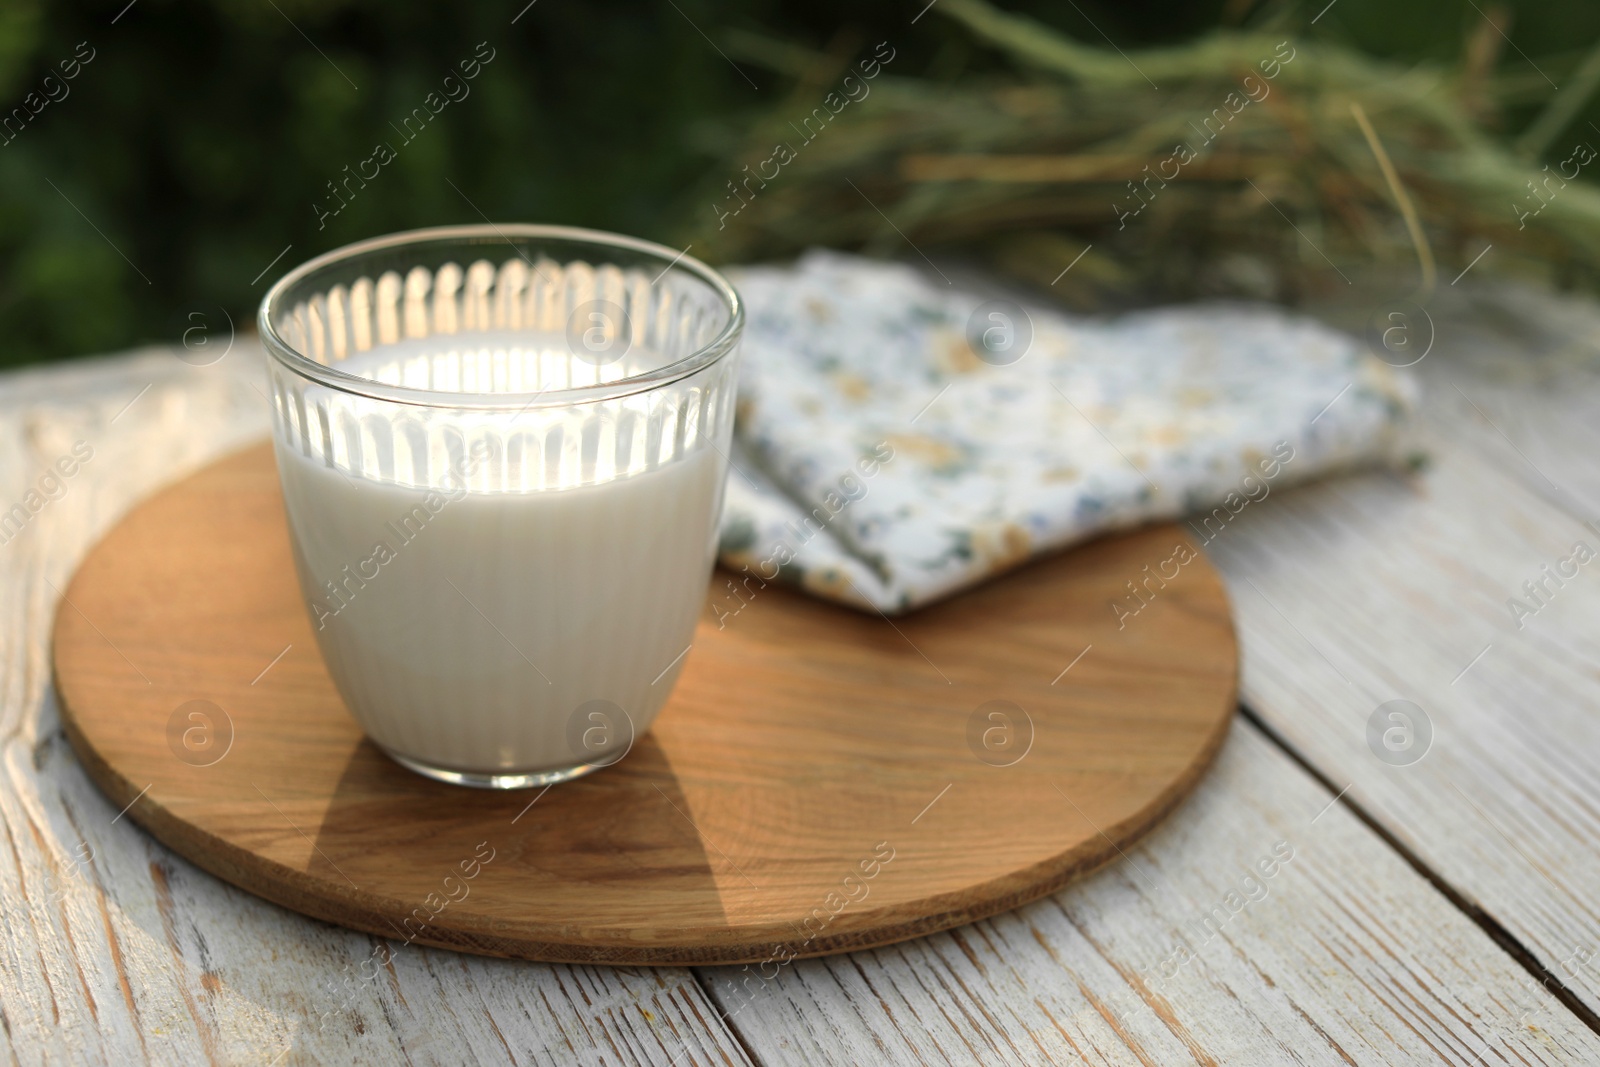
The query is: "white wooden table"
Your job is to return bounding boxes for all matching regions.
[5,281,1600,1064]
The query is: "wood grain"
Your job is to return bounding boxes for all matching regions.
[1184,284,1600,1017]
[51,442,1237,965]
[1,349,753,1066]
[696,720,1600,1065]
[10,321,1600,1064]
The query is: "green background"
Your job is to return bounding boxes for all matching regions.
[0,0,1593,368]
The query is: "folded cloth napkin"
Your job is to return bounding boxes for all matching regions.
[714,250,1417,615]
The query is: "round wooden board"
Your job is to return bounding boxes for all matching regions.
[53,442,1237,965]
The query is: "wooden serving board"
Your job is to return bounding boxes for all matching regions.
[52,443,1236,965]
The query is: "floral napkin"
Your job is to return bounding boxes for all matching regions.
[714,251,1416,616]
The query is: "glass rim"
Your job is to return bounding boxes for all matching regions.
[257,223,744,411]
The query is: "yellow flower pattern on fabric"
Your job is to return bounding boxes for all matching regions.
[716,251,1418,614]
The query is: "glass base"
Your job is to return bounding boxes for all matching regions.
[381,747,607,790]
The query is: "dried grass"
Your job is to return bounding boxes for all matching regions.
[688,0,1600,308]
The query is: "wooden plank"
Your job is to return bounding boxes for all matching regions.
[0,346,752,1065]
[12,314,1600,1064]
[1185,284,1600,1019]
[693,719,1600,1064]
[1420,282,1600,519]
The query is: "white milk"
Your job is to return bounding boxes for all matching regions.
[274,339,727,779]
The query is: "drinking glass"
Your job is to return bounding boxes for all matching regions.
[259,225,742,788]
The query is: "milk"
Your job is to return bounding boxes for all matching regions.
[272,337,728,780]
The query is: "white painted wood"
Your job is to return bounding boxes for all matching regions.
[0,344,752,1067]
[1413,282,1600,519]
[697,721,1600,1065]
[1186,283,1600,1018]
[682,281,1600,1063]
[8,319,1600,1064]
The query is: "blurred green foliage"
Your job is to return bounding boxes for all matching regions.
[0,0,1595,368]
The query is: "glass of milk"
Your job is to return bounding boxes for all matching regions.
[258,225,742,788]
